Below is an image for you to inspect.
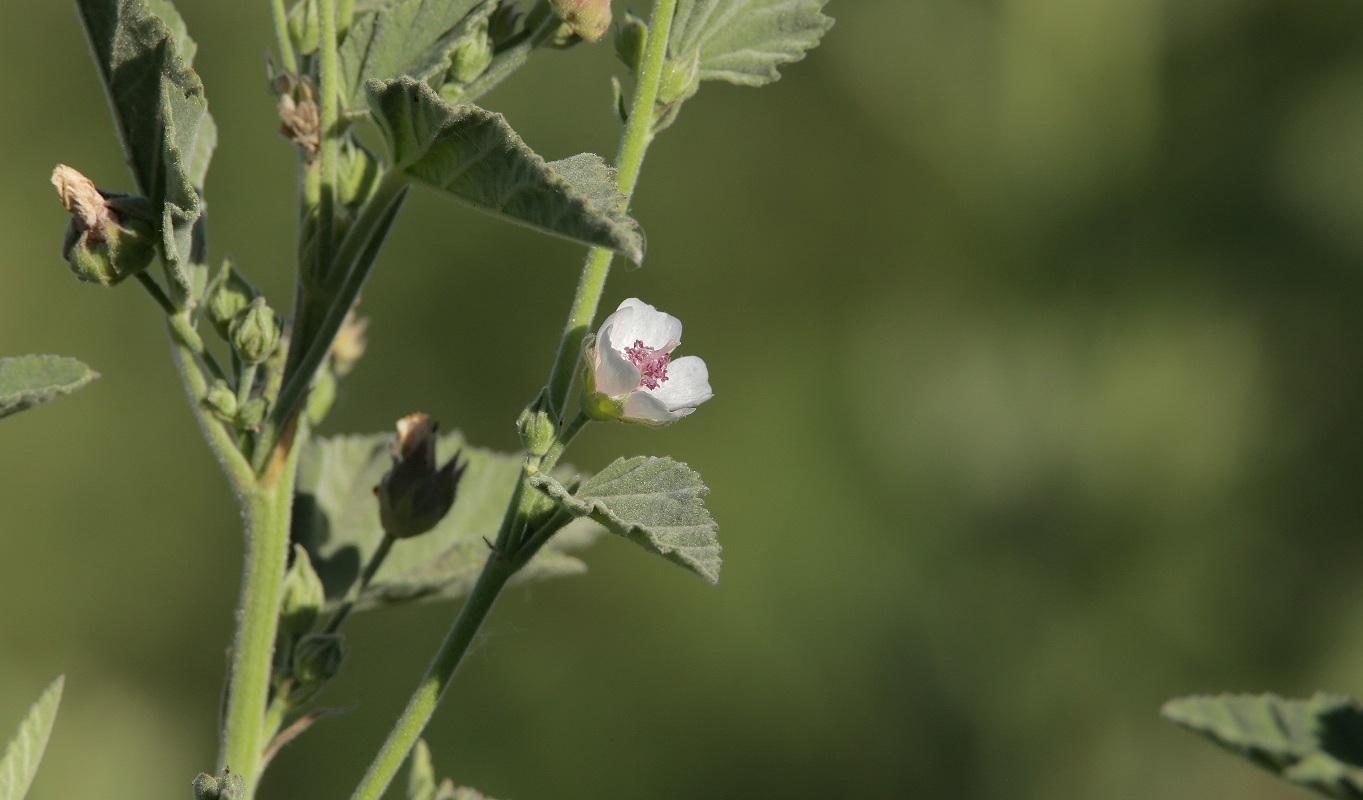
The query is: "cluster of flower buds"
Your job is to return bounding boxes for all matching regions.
[376,413,467,540]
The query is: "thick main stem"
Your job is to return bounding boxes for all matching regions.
[545,0,677,417]
[219,445,300,797]
[347,556,515,800]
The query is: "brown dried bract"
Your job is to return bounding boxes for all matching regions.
[276,73,321,156]
[50,165,110,239]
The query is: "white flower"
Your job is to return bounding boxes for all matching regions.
[582,298,713,426]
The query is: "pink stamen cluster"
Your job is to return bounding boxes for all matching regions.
[624,339,671,390]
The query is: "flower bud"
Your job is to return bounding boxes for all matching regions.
[517,389,557,458]
[51,165,157,287]
[237,398,268,430]
[448,27,494,84]
[280,544,326,637]
[206,258,259,339]
[291,632,345,687]
[229,297,282,365]
[376,413,466,540]
[549,0,611,42]
[657,49,701,107]
[613,10,647,74]
[204,380,238,422]
[192,769,245,800]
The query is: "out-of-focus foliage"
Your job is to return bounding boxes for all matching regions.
[6,1,1363,799]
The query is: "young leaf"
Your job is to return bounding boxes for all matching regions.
[338,0,495,110]
[293,431,598,611]
[0,356,99,420]
[0,676,64,800]
[668,0,834,86]
[531,457,721,584]
[1162,692,1363,798]
[408,739,437,800]
[75,0,216,303]
[367,78,644,262]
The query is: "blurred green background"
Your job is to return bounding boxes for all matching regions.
[5,0,1363,797]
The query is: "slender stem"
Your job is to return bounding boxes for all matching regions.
[337,0,355,40]
[317,0,339,278]
[323,534,395,634]
[539,411,590,473]
[219,439,301,799]
[237,363,259,410]
[270,0,297,74]
[545,0,677,417]
[348,556,516,800]
[167,314,254,488]
[140,273,231,385]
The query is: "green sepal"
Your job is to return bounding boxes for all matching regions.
[530,456,721,583]
[280,544,326,637]
[367,77,644,262]
[0,676,63,800]
[0,357,98,421]
[291,632,346,687]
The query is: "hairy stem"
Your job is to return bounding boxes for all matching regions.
[219,436,300,797]
[270,0,297,74]
[347,556,516,800]
[545,0,677,417]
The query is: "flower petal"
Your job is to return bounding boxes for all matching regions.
[593,324,642,396]
[611,298,682,351]
[649,355,712,410]
[622,391,680,425]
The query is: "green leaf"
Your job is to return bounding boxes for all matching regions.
[293,431,598,611]
[367,78,644,262]
[531,457,721,584]
[1162,692,1363,798]
[339,0,494,110]
[75,0,216,302]
[408,739,437,800]
[0,356,99,420]
[669,0,834,86]
[0,676,64,800]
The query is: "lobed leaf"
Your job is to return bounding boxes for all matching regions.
[0,356,99,421]
[0,676,64,800]
[531,456,721,584]
[669,0,834,86]
[75,0,216,302]
[294,431,599,611]
[339,0,494,109]
[367,78,644,261]
[1163,692,1363,798]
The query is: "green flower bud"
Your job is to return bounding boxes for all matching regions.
[306,368,338,426]
[229,298,282,365]
[287,0,321,55]
[204,380,238,422]
[488,0,523,46]
[292,632,345,687]
[206,257,259,340]
[517,389,557,458]
[280,544,326,637]
[51,165,157,287]
[237,398,268,430]
[192,768,245,800]
[376,414,466,540]
[657,48,701,107]
[613,10,647,74]
[448,27,494,85]
[549,0,611,42]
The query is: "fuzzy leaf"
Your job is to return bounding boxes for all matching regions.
[669,0,833,86]
[0,676,64,800]
[1163,692,1363,798]
[367,78,644,262]
[339,0,494,109]
[75,0,216,302]
[0,357,99,420]
[531,457,721,583]
[294,431,598,611]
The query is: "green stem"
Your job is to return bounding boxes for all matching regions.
[323,534,395,634]
[337,0,354,40]
[270,0,297,74]
[139,273,231,386]
[237,363,259,410]
[219,440,301,799]
[167,313,254,488]
[545,0,676,417]
[317,0,339,277]
[347,556,516,800]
